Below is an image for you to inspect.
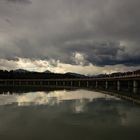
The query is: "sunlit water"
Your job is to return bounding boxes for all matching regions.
[0,89,140,140]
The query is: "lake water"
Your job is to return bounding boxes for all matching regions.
[0,89,140,140]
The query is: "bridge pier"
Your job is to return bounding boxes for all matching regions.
[63,81,65,86]
[78,81,81,87]
[117,80,120,91]
[71,81,73,86]
[133,80,138,94]
[127,81,131,91]
[48,81,50,86]
[95,81,98,88]
[105,81,108,89]
[55,81,58,86]
[87,81,89,87]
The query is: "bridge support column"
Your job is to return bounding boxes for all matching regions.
[25,81,28,86]
[70,81,73,86]
[117,80,120,91]
[55,81,58,86]
[78,81,81,87]
[38,81,41,86]
[63,81,65,86]
[105,81,108,89]
[87,81,89,87]
[12,81,14,86]
[19,81,21,86]
[33,81,35,86]
[133,80,138,94]
[40,81,43,85]
[128,81,131,91]
[95,81,98,88]
[48,81,50,86]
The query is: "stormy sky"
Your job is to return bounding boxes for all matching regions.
[0,0,140,74]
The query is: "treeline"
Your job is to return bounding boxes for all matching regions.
[0,70,82,79]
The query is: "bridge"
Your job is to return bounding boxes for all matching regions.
[0,74,140,94]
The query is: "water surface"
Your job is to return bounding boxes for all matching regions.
[0,89,140,140]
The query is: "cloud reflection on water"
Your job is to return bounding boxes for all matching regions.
[0,90,119,108]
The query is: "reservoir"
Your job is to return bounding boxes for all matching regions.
[0,89,140,140]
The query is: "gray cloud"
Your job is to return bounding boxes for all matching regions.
[0,0,139,68]
[6,0,32,4]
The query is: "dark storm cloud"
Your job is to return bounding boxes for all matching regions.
[60,40,124,65]
[0,0,140,66]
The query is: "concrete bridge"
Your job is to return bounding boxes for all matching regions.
[0,74,140,94]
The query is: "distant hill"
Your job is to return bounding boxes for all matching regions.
[0,69,86,79]
[12,69,30,73]
[65,72,87,78]
[43,70,52,73]
[13,69,52,74]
